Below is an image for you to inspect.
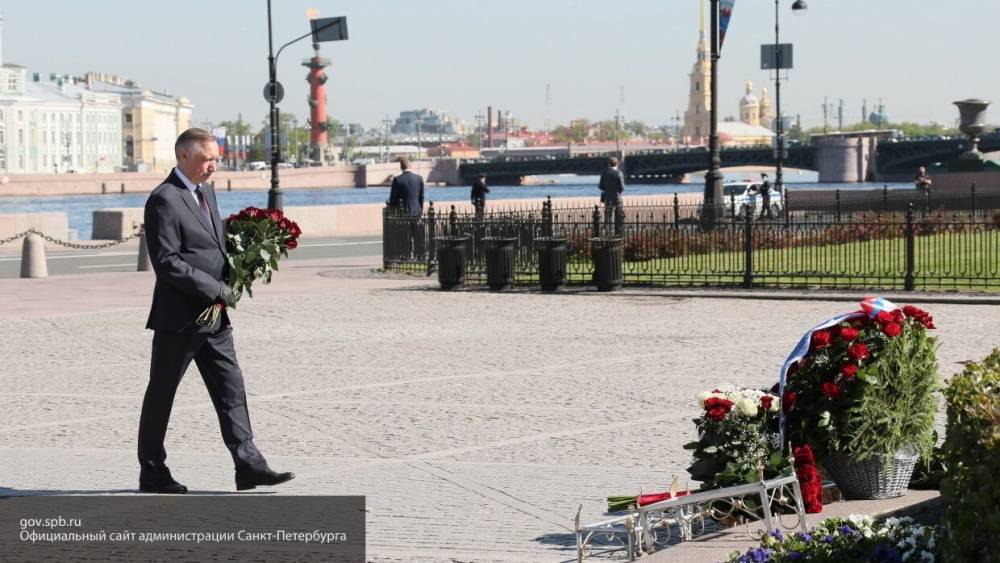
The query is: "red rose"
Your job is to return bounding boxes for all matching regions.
[782,391,797,412]
[882,322,902,337]
[706,407,728,421]
[876,310,894,324]
[287,239,298,250]
[760,395,774,411]
[704,396,734,412]
[821,381,842,398]
[810,330,832,351]
[840,363,858,379]
[848,343,869,361]
[268,210,283,223]
[838,327,860,342]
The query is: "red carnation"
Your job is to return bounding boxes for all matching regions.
[821,381,843,398]
[810,330,832,351]
[838,327,860,342]
[760,395,774,411]
[782,390,797,412]
[882,322,902,337]
[848,343,869,361]
[840,363,858,379]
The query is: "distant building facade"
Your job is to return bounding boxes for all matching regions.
[0,17,192,174]
[393,108,463,135]
[0,69,123,174]
[87,72,193,172]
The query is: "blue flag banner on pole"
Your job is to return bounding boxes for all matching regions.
[777,297,900,445]
[719,0,737,49]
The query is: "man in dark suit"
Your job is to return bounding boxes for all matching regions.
[388,157,425,257]
[138,128,294,494]
[599,157,625,234]
[470,174,489,218]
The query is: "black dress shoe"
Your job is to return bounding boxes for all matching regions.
[139,467,188,494]
[235,467,295,491]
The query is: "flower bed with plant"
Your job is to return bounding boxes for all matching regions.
[726,514,938,563]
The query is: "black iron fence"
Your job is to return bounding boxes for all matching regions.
[384,193,1000,291]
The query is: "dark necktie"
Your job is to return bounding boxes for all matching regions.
[194,186,212,224]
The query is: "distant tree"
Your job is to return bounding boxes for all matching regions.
[553,119,589,144]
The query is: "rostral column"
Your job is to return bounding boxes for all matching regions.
[303,42,330,164]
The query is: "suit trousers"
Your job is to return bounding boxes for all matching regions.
[137,325,266,471]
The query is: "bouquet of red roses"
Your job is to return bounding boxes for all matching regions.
[781,298,938,511]
[195,207,301,326]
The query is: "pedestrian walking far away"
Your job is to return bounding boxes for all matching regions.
[471,174,489,217]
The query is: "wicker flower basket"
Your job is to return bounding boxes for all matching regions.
[823,447,919,500]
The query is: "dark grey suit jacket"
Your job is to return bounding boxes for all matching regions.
[144,170,230,333]
[388,170,425,216]
[599,167,625,204]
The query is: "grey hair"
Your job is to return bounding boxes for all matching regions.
[174,128,215,159]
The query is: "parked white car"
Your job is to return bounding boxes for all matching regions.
[723,181,783,219]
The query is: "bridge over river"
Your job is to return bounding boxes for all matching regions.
[459,134,1000,185]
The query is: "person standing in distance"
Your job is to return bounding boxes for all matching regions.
[471,174,489,217]
[138,128,294,493]
[599,156,625,232]
[388,157,426,257]
[759,173,772,219]
[915,165,933,193]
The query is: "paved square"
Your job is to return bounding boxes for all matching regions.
[2,257,997,561]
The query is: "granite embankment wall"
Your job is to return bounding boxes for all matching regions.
[89,193,706,240]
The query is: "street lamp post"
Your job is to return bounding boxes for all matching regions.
[773,0,808,201]
[264,2,348,210]
[702,0,724,229]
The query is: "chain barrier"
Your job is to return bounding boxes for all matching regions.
[0,227,144,249]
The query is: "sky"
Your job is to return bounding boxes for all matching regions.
[1,0,995,131]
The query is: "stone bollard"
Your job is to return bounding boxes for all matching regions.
[137,231,153,272]
[20,233,47,278]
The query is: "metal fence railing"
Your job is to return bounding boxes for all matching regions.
[383,195,1000,291]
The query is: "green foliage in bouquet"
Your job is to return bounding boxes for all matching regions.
[838,324,939,461]
[684,387,790,490]
[938,348,1000,563]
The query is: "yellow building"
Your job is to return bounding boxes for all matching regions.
[87,73,193,172]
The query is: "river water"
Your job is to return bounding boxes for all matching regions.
[0,170,913,239]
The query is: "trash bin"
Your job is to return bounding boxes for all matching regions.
[436,235,468,290]
[590,237,623,292]
[484,236,517,291]
[534,237,568,292]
